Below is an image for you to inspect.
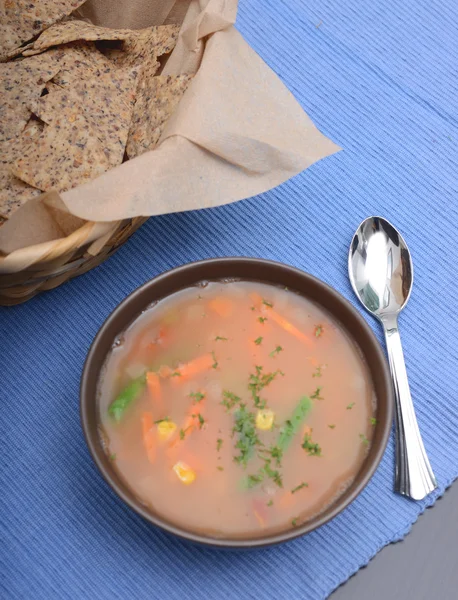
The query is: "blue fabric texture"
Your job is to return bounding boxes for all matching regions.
[2,1,458,598]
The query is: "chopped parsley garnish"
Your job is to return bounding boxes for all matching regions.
[370,417,377,426]
[109,453,116,461]
[346,402,355,410]
[221,390,242,411]
[267,499,274,507]
[263,460,283,487]
[154,417,170,424]
[233,405,261,467]
[171,371,182,377]
[269,445,283,466]
[269,345,283,358]
[245,458,283,489]
[312,366,322,378]
[258,317,267,324]
[250,306,255,311]
[328,424,336,429]
[291,518,298,527]
[246,473,264,488]
[215,336,228,342]
[217,466,224,471]
[248,365,284,409]
[262,299,273,307]
[302,432,322,456]
[315,324,324,338]
[216,438,223,451]
[291,482,309,494]
[179,428,186,440]
[311,387,323,400]
[190,391,205,403]
[254,336,263,345]
[211,351,218,369]
[360,434,369,445]
[197,414,205,428]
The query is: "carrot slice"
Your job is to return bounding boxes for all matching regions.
[168,399,205,450]
[268,309,312,347]
[146,372,163,411]
[252,499,268,528]
[208,297,233,318]
[142,412,156,464]
[176,353,214,380]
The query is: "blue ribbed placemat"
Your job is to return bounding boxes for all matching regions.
[2,1,458,598]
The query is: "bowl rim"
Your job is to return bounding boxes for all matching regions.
[80,257,393,549]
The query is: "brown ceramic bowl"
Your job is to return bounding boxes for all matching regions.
[80,257,393,549]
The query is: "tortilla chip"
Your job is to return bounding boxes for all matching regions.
[0,54,60,142]
[127,74,193,159]
[0,119,44,219]
[11,90,111,193]
[0,0,86,60]
[43,43,140,167]
[103,24,180,68]
[21,19,149,57]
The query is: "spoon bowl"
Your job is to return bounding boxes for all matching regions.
[349,217,413,318]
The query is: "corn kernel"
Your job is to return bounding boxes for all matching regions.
[157,420,177,440]
[173,461,196,484]
[256,409,275,430]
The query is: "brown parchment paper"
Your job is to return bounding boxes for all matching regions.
[0,0,340,271]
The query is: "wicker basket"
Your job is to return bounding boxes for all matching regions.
[0,217,148,306]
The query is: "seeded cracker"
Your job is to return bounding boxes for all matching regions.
[127,74,193,159]
[48,43,140,167]
[21,20,154,57]
[0,120,44,218]
[0,0,86,61]
[11,89,111,193]
[102,24,180,67]
[0,54,60,142]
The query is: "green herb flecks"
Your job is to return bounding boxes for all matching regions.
[171,371,182,377]
[217,438,223,451]
[248,365,284,409]
[312,366,323,378]
[254,336,263,346]
[370,417,377,426]
[108,376,146,422]
[267,499,274,507]
[233,405,261,468]
[347,402,355,410]
[291,518,299,527]
[311,387,323,400]
[328,424,336,429]
[291,482,309,494]
[262,299,273,308]
[302,432,322,456]
[197,414,205,428]
[211,351,218,369]
[154,417,170,424]
[109,453,116,461]
[269,345,283,358]
[217,466,224,472]
[315,324,324,338]
[215,336,228,342]
[258,317,267,324]
[360,434,369,445]
[190,391,205,403]
[221,390,242,412]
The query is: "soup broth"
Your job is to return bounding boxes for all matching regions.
[98,281,376,538]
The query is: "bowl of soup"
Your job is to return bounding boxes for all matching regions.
[80,258,393,548]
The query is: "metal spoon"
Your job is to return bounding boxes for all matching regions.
[348,216,437,500]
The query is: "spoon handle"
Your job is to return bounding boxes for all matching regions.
[381,315,437,500]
